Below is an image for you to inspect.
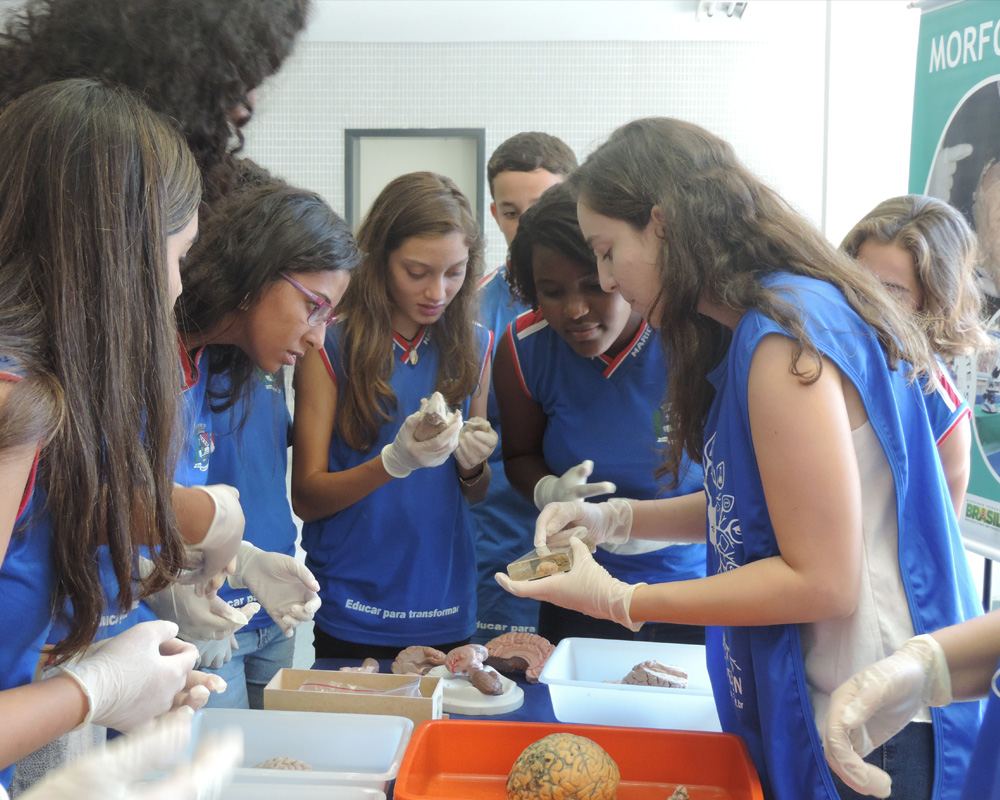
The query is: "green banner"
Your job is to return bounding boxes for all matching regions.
[912,0,1000,559]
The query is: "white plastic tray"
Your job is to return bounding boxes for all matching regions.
[538,637,721,731]
[218,779,385,800]
[190,708,413,791]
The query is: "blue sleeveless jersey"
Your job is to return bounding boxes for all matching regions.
[208,367,297,631]
[921,360,970,445]
[45,547,156,646]
[0,359,47,788]
[702,273,981,800]
[472,266,540,640]
[301,322,491,646]
[174,344,214,487]
[508,310,705,584]
[960,661,1000,800]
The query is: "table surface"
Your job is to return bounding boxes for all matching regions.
[311,658,558,723]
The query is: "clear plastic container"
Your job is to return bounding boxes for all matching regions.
[505,545,573,581]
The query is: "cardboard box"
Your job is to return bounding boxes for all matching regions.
[264,668,444,726]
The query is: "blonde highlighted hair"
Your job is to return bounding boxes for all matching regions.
[842,194,992,358]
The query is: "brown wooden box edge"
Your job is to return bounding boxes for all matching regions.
[263,668,444,726]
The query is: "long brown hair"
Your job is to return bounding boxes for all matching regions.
[336,172,484,451]
[571,117,932,484]
[842,194,992,359]
[178,181,362,417]
[0,79,200,661]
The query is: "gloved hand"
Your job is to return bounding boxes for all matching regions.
[168,668,227,713]
[58,621,200,731]
[495,537,644,631]
[534,497,634,551]
[227,542,321,636]
[533,460,617,510]
[143,567,261,642]
[823,634,953,798]
[455,417,498,472]
[195,637,237,671]
[176,484,245,594]
[380,407,462,478]
[8,706,243,800]
[927,142,973,201]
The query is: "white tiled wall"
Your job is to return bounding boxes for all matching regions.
[242,36,826,270]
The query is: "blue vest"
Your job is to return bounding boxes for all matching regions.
[208,367,297,631]
[301,323,490,646]
[472,266,540,639]
[509,309,705,585]
[703,274,981,800]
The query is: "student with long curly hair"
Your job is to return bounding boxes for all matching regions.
[0,79,221,787]
[842,194,992,515]
[0,0,310,203]
[292,172,497,659]
[177,179,361,706]
[498,118,982,800]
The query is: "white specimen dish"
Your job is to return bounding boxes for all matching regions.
[538,637,722,731]
[425,664,524,715]
[189,708,413,792]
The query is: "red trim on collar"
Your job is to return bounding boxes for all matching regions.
[16,448,40,521]
[319,348,337,385]
[514,308,545,335]
[178,338,204,390]
[393,326,428,363]
[599,321,649,378]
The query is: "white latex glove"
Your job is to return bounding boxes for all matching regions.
[177,484,245,595]
[143,564,261,642]
[495,537,644,631]
[380,407,462,478]
[228,541,321,636]
[534,497,634,551]
[823,634,953,798]
[7,706,243,800]
[533,460,617,510]
[58,621,199,731]
[927,143,973,201]
[455,417,498,471]
[195,636,238,671]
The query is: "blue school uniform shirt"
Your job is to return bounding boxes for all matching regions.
[922,359,970,445]
[207,367,297,631]
[301,322,492,646]
[0,358,49,789]
[702,273,981,800]
[175,344,214,487]
[961,661,1000,800]
[472,266,540,640]
[507,310,705,584]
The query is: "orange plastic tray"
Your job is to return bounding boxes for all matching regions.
[393,720,763,800]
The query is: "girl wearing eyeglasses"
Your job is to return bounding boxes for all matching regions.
[292,171,497,659]
[173,177,362,706]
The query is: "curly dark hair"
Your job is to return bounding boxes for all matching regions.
[0,0,310,202]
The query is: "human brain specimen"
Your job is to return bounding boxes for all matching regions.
[507,733,620,800]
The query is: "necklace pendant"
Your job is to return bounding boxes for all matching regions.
[408,349,418,365]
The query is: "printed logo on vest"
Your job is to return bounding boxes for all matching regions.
[193,423,214,472]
